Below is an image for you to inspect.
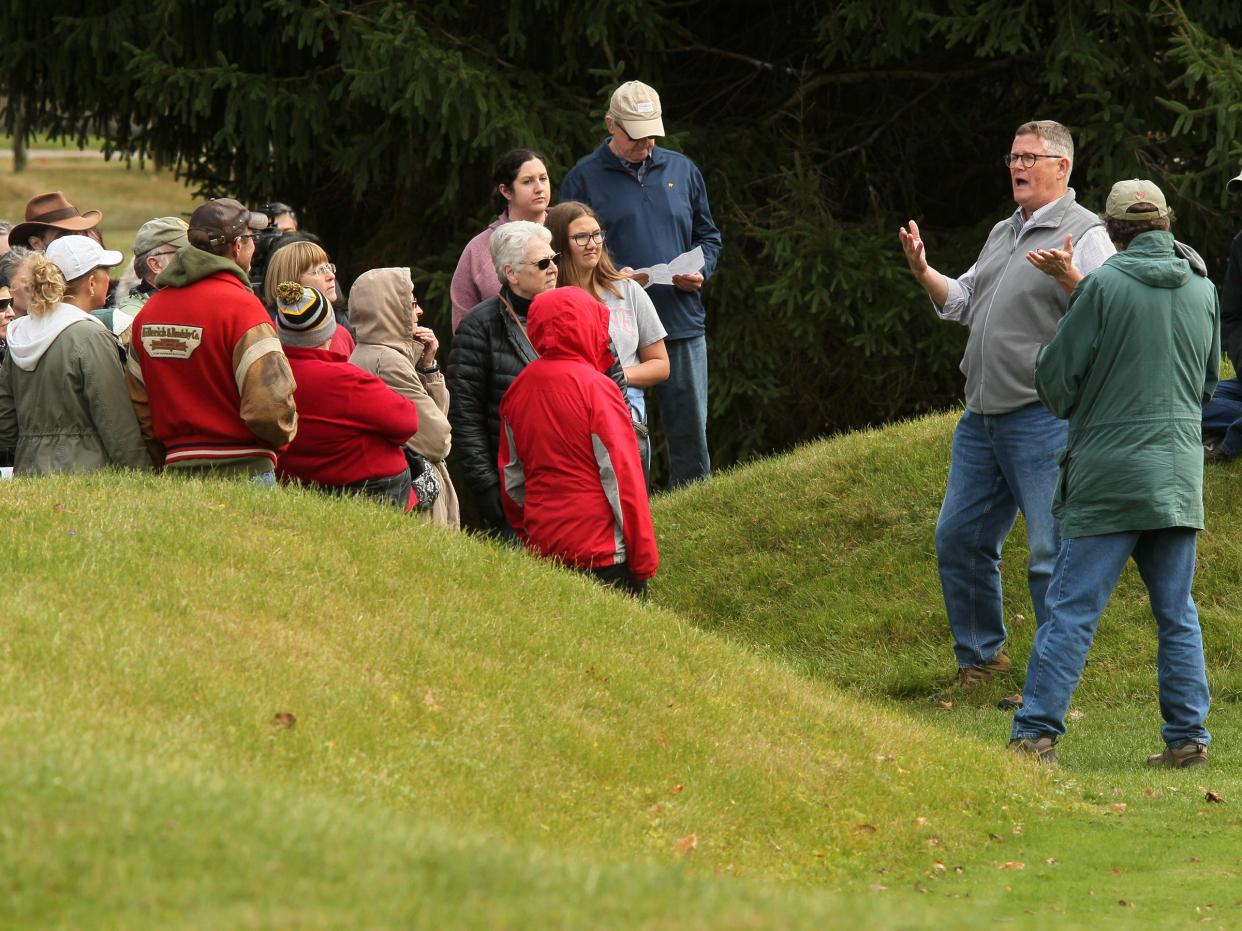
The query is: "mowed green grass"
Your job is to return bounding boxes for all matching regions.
[2,470,1060,929]
[0,152,198,272]
[654,411,1242,924]
[4,413,1241,928]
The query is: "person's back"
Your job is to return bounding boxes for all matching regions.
[1036,229,1218,537]
[126,199,296,475]
[500,287,657,593]
[0,252,149,474]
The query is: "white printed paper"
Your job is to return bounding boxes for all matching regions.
[632,246,704,288]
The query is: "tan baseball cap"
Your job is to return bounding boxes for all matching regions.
[1104,179,1169,220]
[609,81,664,138]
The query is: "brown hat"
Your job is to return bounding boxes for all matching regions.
[187,197,268,254]
[10,191,102,248]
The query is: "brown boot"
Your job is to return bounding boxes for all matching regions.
[941,652,1012,695]
[1146,740,1207,768]
[1008,735,1057,765]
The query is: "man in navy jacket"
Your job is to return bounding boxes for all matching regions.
[560,80,723,487]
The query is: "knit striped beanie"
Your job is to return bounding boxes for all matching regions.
[275,281,336,348]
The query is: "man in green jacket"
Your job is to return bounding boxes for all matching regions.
[1008,180,1220,767]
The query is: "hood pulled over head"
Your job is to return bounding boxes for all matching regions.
[527,286,614,373]
[349,267,417,351]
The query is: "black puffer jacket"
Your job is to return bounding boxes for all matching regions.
[447,286,630,505]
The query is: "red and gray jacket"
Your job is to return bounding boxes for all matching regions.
[499,287,658,580]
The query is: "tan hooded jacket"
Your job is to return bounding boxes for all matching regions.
[349,268,459,529]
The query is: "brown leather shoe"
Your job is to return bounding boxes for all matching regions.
[943,652,1012,694]
[1146,740,1207,768]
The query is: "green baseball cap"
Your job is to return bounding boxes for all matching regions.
[1105,179,1169,220]
[133,216,190,256]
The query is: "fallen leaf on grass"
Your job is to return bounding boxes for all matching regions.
[1145,788,1156,798]
[914,816,928,826]
[999,861,1025,871]
[673,833,698,857]
[937,700,953,710]
[1045,857,1058,865]
[1206,791,1224,804]
[52,503,67,512]
[672,783,684,794]
[422,689,441,711]
[1188,856,1201,863]
[654,732,669,748]
[647,804,662,818]
[870,881,887,893]
[1111,803,1127,813]
[1118,900,1132,908]
[271,712,296,729]
[855,823,877,837]
[875,753,895,763]
[1012,825,1024,835]
[932,860,946,872]
[1067,709,1085,721]
[1109,868,1122,876]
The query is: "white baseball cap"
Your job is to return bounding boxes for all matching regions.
[46,235,124,281]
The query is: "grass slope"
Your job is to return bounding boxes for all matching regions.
[3,471,1055,929]
[654,411,1242,924]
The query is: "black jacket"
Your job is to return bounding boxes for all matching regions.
[447,287,630,500]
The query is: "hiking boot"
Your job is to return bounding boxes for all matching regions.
[1146,740,1207,769]
[941,652,1012,695]
[1204,438,1230,463]
[1008,736,1057,765]
[996,693,1024,711]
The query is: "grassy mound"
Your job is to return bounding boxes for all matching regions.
[2,471,1052,928]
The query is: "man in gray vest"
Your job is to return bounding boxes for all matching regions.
[898,119,1114,702]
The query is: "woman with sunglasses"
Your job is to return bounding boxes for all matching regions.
[0,274,14,365]
[448,221,632,536]
[264,240,356,355]
[547,201,669,431]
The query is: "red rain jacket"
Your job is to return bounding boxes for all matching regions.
[499,287,658,580]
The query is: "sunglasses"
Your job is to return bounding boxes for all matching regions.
[0,298,12,311]
[520,253,560,271]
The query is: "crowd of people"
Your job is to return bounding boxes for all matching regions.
[2,95,1234,762]
[0,80,723,598]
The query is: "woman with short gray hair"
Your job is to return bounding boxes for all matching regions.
[447,221,561,535]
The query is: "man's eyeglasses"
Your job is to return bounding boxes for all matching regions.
[569,230,606,247]
[311,263,336,276]
[0,298,12,311]
[521,253,560,271]
[1003,153,1063,169]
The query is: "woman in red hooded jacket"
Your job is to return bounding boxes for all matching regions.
[498,286,657,595]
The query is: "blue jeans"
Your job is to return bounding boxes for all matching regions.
[652,335,710,488]
[1202,378,1242,457]
[935,404,1065,669]
[1012,528,1211,746]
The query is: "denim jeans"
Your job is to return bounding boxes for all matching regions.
[935,404,1066,669]
[652,335,710,488]
[1012,528,1211,746]
[1202,377,1242,457]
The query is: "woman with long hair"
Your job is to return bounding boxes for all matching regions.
[0,241,149,474]
[547,201,669,424]
[450,148,551,331]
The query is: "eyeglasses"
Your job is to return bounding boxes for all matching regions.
[569,230,606,247]
[0,298,12,310]
[1002,153,1063,169]
[311,263,336,276]
[149,249,177,261]
[520,253,560,271]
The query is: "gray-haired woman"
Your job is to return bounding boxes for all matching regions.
[447,221,559,534]
[447,221,633,535]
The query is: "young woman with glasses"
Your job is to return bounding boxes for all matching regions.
[547,201,669,464]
